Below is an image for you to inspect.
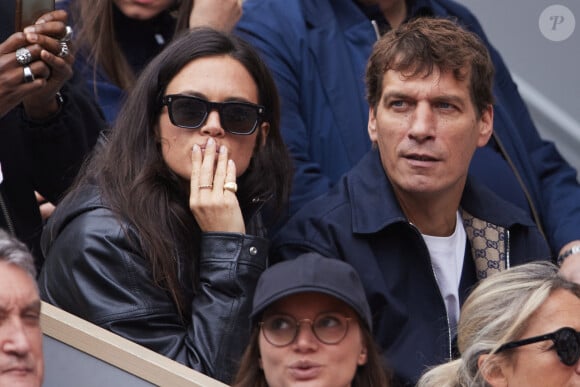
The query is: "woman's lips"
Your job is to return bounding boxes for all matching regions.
[288,360,322,381]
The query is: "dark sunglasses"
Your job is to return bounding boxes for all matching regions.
[161,94,265,135]
[495,327,580,366]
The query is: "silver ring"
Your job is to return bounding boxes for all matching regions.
[61,25,73,42]
[16,47,32,66]
[58,41,69,57]
[23,66,35,83]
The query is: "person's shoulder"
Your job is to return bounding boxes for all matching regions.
[51,183,112,225]
[238,0,306,33]
[462,176,537,229]
[241,0,302,16]
[430,0,476,17]
[429,0,485,33]
[42,183,124,252]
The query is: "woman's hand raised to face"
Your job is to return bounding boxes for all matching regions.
[188,0,242,33]
[189,137,246,233]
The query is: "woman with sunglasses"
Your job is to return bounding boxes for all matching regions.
[38,27,292,384]
[417,261,580,387]
[233,252,391,387]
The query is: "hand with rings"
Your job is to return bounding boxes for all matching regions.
[19,10,75,119]
[189,137,245,233]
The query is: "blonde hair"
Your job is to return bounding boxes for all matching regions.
[418,261,580,387]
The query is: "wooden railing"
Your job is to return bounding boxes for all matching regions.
[41,301,229,387]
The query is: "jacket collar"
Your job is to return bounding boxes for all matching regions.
[347,149,537,234]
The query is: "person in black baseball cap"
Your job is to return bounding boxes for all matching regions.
[233,252,391,387]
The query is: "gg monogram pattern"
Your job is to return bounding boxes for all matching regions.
[461,210,507,279]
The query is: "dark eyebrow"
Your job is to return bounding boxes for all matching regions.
[431,94,465,106]
[0,299,41,316]
[22,299,41,314]
[382,91,467,108]
[381,91,411,101]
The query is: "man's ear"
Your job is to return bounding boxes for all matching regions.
[477,104,494,147]
[477,354,508,387]
[368,106,378,143]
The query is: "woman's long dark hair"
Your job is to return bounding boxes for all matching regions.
[70,28,292,316]
[71,0,192,91]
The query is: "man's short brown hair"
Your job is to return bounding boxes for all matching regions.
[365,17,495,118]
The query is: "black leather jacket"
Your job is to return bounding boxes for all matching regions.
[38,183,269,383]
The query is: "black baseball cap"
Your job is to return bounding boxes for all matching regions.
[251,252,372,330]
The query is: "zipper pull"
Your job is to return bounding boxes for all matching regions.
[371,20,381,40]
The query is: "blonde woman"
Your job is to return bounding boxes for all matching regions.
[418,261,580,387]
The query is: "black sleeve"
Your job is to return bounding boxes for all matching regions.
[19,72,106,203]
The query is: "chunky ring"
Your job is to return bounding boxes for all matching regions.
[61,25,73,42]
[58,41,69,57]
[199,184,213,189]
[16,47,32,66]
[23,66,35,83]
[223,182,238,193]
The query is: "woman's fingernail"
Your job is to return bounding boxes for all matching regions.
[192,144,200,152]
[25,33,38,42]
[220,145,227,154]
[207,138,215,146]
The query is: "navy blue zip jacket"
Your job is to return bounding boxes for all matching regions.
[272,149,551,386]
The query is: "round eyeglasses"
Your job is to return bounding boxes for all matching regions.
[259,312,352,347]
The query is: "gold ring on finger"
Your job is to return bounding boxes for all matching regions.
[223,182,238,193]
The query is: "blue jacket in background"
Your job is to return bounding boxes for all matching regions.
[58,0,175,124]
[272,149,552,386]
[236,0,580,254]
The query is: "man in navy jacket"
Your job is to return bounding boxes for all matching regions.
[236,0,580,271]
[272,18,554,386]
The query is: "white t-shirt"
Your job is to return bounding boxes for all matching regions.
[422,211,466,334]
